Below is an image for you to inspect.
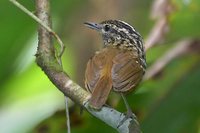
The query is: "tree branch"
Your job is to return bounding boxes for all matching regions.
[10,0,142,132]
[35,0,141,132]
[35,0,90,108]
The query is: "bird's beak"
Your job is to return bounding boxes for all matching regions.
[84,22,102,31]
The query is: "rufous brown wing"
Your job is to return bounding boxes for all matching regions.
[85,46,143,109]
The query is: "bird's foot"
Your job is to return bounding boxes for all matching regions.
[117,109,134,128]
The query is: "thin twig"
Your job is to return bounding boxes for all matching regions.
[9,0,65,59]
[145,17,168,51]
[65,97,71,133]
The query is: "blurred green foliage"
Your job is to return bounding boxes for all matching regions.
[0,0,200,133]
[169,0,200,40]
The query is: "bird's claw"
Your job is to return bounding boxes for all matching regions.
[117,109,134,128]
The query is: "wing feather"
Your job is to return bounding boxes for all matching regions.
[85,52,107,93]
[112,51,144,92]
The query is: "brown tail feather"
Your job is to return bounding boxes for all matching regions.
[89,75,112,110]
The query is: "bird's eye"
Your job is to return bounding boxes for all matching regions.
[104,25,110,31]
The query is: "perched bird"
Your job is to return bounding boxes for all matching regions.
[84,20,146,113]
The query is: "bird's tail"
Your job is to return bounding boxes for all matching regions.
[89,75,112,110]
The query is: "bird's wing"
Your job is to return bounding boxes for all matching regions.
[84,48,116,109]
[85,50,107,93]
[111,50,144,92]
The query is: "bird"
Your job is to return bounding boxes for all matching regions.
[84,20,146,116]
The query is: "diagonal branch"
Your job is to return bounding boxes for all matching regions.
[145,0,174,51]
[10,0,141,132]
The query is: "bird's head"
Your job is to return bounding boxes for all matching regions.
[84,20,146,68]
[84,20,141,47]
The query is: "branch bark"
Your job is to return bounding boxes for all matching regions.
[35,0,90,107]
[34,0,141,132]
